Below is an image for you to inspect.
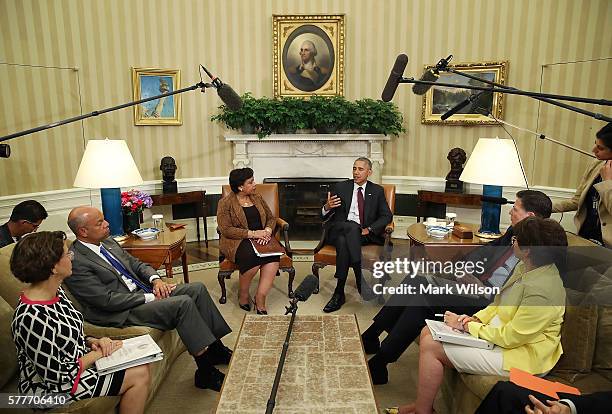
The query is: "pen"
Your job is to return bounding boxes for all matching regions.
[434,313,445,318]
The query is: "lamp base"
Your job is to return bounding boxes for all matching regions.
[100,188,124,236]
[479,184,502,235]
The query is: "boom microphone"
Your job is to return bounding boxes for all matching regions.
[412,55,453,95]
[440,91,486,120]
[381,54,409,102]
[200,65,243,110]
[293,275,319,302]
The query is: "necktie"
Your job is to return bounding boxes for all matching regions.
[99,246,152,293]
[357,187,365,227]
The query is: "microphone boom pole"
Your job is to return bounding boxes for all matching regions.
[400,77,612,109]
[0,82,212,143]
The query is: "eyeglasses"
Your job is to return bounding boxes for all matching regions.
[24,220,41,229]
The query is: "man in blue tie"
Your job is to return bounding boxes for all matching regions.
[321,157,393,312]
[64,206,232,392]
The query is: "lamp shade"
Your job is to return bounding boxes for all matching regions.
[74,139,143,188]
[460,137,527,187]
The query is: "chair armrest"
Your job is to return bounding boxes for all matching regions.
[385,221,395,234]
[84,323,155,340]
[276,217,293,257]
[382,220,395,260]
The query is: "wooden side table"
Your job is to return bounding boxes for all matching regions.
[150,190,208,247]
[417,190,482,222]
[406,222,498,261]
[119,227,189,283]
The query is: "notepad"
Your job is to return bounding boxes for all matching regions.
[250,238,284,257]
[95,334,164,375]
[425,319,494,349]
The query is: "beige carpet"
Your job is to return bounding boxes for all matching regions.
[147,262,420,414]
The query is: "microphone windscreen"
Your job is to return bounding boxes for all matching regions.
[412,68,439,95]
[294,274,319,302]
[440,97,472,120]
[217,84,242,110]
[381,54,409,102]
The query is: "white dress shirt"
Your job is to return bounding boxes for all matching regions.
[80,240,159,303]
[322,182,367,227]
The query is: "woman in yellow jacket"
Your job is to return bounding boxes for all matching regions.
[386,217,567,414]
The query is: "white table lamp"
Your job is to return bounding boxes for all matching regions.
[74,139,143,235]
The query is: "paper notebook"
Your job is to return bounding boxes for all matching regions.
[95,334,164,375]
[250,238,284,257]
[425,319,494,349]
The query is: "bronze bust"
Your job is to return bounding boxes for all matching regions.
[445,147,467,193]
[160,156,178,193]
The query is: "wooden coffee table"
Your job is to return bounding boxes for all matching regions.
[118,227,189,283]
[216,314,378,413]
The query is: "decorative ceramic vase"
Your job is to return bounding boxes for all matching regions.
[122,212,140,235]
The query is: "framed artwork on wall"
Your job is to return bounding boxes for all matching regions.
[132,68,182,125]
[421,61,508,125]
[273,14,345,98]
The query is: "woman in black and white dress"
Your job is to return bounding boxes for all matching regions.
[10,231,150,413]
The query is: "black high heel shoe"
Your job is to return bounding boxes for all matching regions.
[254,297,267,315]
[238,294,251,312]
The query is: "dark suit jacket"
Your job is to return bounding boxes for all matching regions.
[0,223,14,248]
[65,238,158,327]
[324,180,393,245]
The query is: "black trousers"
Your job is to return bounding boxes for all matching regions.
[327,221,369,279]
[370,276,491,363]
[476,381,612,414]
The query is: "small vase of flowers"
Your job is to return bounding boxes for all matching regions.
[121,189,153,234]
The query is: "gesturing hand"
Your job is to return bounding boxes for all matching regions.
[600,160,612,181]
[326,192,341,210]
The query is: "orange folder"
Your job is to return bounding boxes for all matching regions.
[509,368,581,399]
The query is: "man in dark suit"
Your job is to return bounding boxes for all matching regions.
[362,190,553,384]
[64,206,232,392]
[476,381,612,413]
[0,200,48,248]
[321,157,393,313]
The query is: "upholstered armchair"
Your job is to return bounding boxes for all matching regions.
[217,183,295,304]
[311,184,396,293]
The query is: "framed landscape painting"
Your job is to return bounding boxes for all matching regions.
[132,68,182,125]
[273,14,345,98]
[421,61,508,125]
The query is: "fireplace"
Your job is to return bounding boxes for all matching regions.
[264,177,346,240]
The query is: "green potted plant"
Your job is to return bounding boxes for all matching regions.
[354,98,405,135]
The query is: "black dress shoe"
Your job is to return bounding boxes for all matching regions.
[368,356,389,385]
[206,342,233,365]
[362,334,381,354]
[239,302,251,312]
[194,367,225,391]
[323,293,346,313]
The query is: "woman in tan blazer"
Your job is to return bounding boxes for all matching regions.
[553,122,612,247]
[217,168,279,314]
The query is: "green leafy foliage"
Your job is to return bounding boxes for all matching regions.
[211,94,405,138]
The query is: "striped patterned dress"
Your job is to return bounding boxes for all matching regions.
[11,287,124,401]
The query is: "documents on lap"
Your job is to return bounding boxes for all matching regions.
[425,319,494,350]
[250,238,284,257]
[95,334,164,375]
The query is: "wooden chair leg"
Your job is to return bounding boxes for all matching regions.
[311,262,327,294]
[217,270,233,304]
[280,266,296,298]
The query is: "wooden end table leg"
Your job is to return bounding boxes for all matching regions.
[165,261,173,279]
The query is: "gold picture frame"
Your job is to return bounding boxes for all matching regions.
[421,61,508,125]
[132,67,182,125]
[273,14,345,98]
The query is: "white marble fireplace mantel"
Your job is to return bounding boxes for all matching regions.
[225,134,390,182]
